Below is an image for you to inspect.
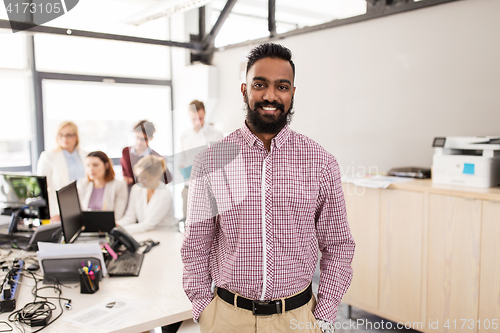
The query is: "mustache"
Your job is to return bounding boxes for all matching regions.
[253,101,285,112]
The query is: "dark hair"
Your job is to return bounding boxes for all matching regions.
[86,151,115,182]
[189,100,205,113]
[246,43,295,79]
[133,120,156,139]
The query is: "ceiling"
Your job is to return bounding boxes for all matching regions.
[0,0,367,46]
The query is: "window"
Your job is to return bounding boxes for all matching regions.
[0,33,32,168]
[0,3,8,20]
[212,12,269,48]
[1,3,174,174]
[35,34,171,79]
[42,80,172,159]
[0,32,28,69]
[36,0,170,40]
[0,76,33,167]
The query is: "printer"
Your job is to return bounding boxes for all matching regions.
[432,136,500,188]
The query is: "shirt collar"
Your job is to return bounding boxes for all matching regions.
[240,121,258,147]
[272,124,291,149]
[190,126,206,135]
[130,146,152,157]
[62,149,78,158]
[240,121,291,150]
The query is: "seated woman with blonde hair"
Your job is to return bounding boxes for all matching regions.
[117,155,177,233]
[77,151,128,220]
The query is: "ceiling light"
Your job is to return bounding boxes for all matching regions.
[124,0,212,26]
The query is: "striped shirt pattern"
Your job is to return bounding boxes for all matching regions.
[181,123,355,323]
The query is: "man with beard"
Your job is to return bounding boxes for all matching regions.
[181,43,355,333]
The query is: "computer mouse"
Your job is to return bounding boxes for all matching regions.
[27,263,40,272]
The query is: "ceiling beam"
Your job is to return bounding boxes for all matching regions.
[0,19,203,50]
[201,0,238,49]
[268,0,276,38]
[199,6,206,38]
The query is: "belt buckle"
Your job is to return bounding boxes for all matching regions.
[252,300,268,316]
[251,300,281,316]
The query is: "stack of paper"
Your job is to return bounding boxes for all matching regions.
[342,175,415,189]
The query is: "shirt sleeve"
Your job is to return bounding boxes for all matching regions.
[76,178,86,210]
[120,148,132,178]
[37,151,59,217]
[180,151,217,321]
[114,180,128,220]
[116,185,138,226]
[313,156,355,323]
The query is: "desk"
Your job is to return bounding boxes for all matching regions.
[0,230,193,333]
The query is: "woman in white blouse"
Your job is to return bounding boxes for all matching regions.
[37,121,87,221]
[77,151,128,220]
[117,155,177,233]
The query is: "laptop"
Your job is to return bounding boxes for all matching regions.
[82,211,116,233]
[57,182,116,242]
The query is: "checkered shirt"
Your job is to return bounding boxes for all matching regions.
[181,123,355,323]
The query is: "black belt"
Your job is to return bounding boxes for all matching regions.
[216,284,312,316]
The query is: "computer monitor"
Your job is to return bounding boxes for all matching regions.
[56,181,85,243]
[0,174,50,220]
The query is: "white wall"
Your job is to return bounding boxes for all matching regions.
[170,9,221,217]
[170,9,221,141]
[210,0,500,176]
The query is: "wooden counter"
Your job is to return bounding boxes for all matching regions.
[387,179,500,202]
[342,180,500,333]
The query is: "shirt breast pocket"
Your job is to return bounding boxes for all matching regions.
[285,181,318,217]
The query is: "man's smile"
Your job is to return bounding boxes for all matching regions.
[261,106,278,114]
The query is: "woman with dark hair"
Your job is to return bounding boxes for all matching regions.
[77,151,128,220]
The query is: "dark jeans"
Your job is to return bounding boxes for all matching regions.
[162,321,182,333]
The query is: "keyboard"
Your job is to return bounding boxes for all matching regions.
[106,252,144,277]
